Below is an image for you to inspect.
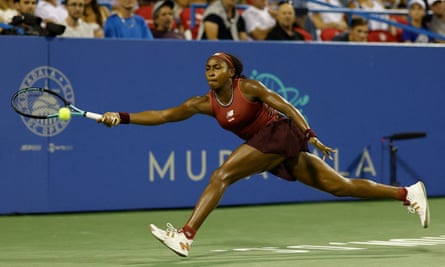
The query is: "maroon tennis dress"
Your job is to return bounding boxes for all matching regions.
[209,78,309,181]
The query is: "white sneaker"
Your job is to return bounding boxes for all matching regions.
[149,223,193,257]
[405,181,430,228]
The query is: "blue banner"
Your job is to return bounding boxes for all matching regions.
[1,36,444,214]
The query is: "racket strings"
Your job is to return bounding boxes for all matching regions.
[13,90,64,117]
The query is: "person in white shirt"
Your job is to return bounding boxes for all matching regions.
[307,0,347,32]
[1,0,18,23]
[349,0,392,32]
[61,0,96,38]
[242,0,276,40]
[35,0,67,24]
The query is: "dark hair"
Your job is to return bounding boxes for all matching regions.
[84,0,104,27]
[209,52,245,79]
[277,0,293,6]
[226,53,244,78]
[350,17,368,28]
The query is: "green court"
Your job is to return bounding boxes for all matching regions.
[1,198,443,267]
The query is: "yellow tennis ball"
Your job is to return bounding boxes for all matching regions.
[58,107,71,121]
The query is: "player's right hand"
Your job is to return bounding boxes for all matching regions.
[100,112,121,127]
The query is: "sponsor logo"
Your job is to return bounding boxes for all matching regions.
[180,242,191,252]
[19,143,73,153]
[19,66,75,137]
[226,109,235,122]
[48,143,74,153]
[20,144,42,151]
[250,69,309,117]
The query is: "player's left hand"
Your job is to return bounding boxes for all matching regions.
[309,137,336,161]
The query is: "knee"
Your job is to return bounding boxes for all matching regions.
[209,168,232,188]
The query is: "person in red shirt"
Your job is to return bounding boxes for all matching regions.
[100,52,430,257]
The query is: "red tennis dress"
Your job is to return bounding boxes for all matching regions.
[209,78,308,181]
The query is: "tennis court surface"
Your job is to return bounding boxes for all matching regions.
[1,198,444,267]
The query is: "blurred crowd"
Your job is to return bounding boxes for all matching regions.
[0,0,444,43]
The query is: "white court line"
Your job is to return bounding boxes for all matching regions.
[211,235,445,254]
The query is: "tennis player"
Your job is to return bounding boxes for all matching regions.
[100,52,430,257]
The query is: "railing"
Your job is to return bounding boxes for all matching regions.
[307,0,445,41]
[190,0,445,41]
[189,3,249,28]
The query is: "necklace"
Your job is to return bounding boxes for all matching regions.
[214,87,234,107]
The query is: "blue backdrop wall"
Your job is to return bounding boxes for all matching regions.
[1,36,444,214]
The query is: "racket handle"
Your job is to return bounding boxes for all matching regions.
[84,112,103,121]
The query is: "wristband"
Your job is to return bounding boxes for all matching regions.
[118,112,130,124]
[304,128,317,140]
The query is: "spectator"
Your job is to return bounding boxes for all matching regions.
[1,0,40,35]
[1,0,17,23]
[332,16,369,41]
[242,0,276,40]
[1,0,66,36]
[403,0,431,42]
[35,0,68,24]
[0,0,6,22]
[151,0,185,38]
[14,0,36,16]
[265,0,304,41]
[307,0,348,40]
[62,0,96,38]
[293,0,317,40]
[349,0,396,34]
[104,0,154,39]
[427,0,445,42]
[197,0,248,40]
[83,0,110,37]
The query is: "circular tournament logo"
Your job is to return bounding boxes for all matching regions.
[19,66,75,137]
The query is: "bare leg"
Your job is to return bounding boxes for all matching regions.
[185,144,286,231]
[289,152,402,199]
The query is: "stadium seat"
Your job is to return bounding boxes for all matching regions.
[390,15,409,42]
[320,28,342,41]
[135,4,155,30]
[367,30,398,42]
[295,27,313,41]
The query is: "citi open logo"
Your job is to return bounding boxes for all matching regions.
[19,66,75,137]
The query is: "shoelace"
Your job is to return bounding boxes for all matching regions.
[406,200,420,214]
[166,223,178,233]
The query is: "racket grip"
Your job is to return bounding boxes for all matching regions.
[84,112,103,121]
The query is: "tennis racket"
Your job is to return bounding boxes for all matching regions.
[11,87,102,120]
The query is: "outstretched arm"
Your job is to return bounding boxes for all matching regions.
[241,80,309,131]
[101,95,212,127]
[240,79,335,160]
